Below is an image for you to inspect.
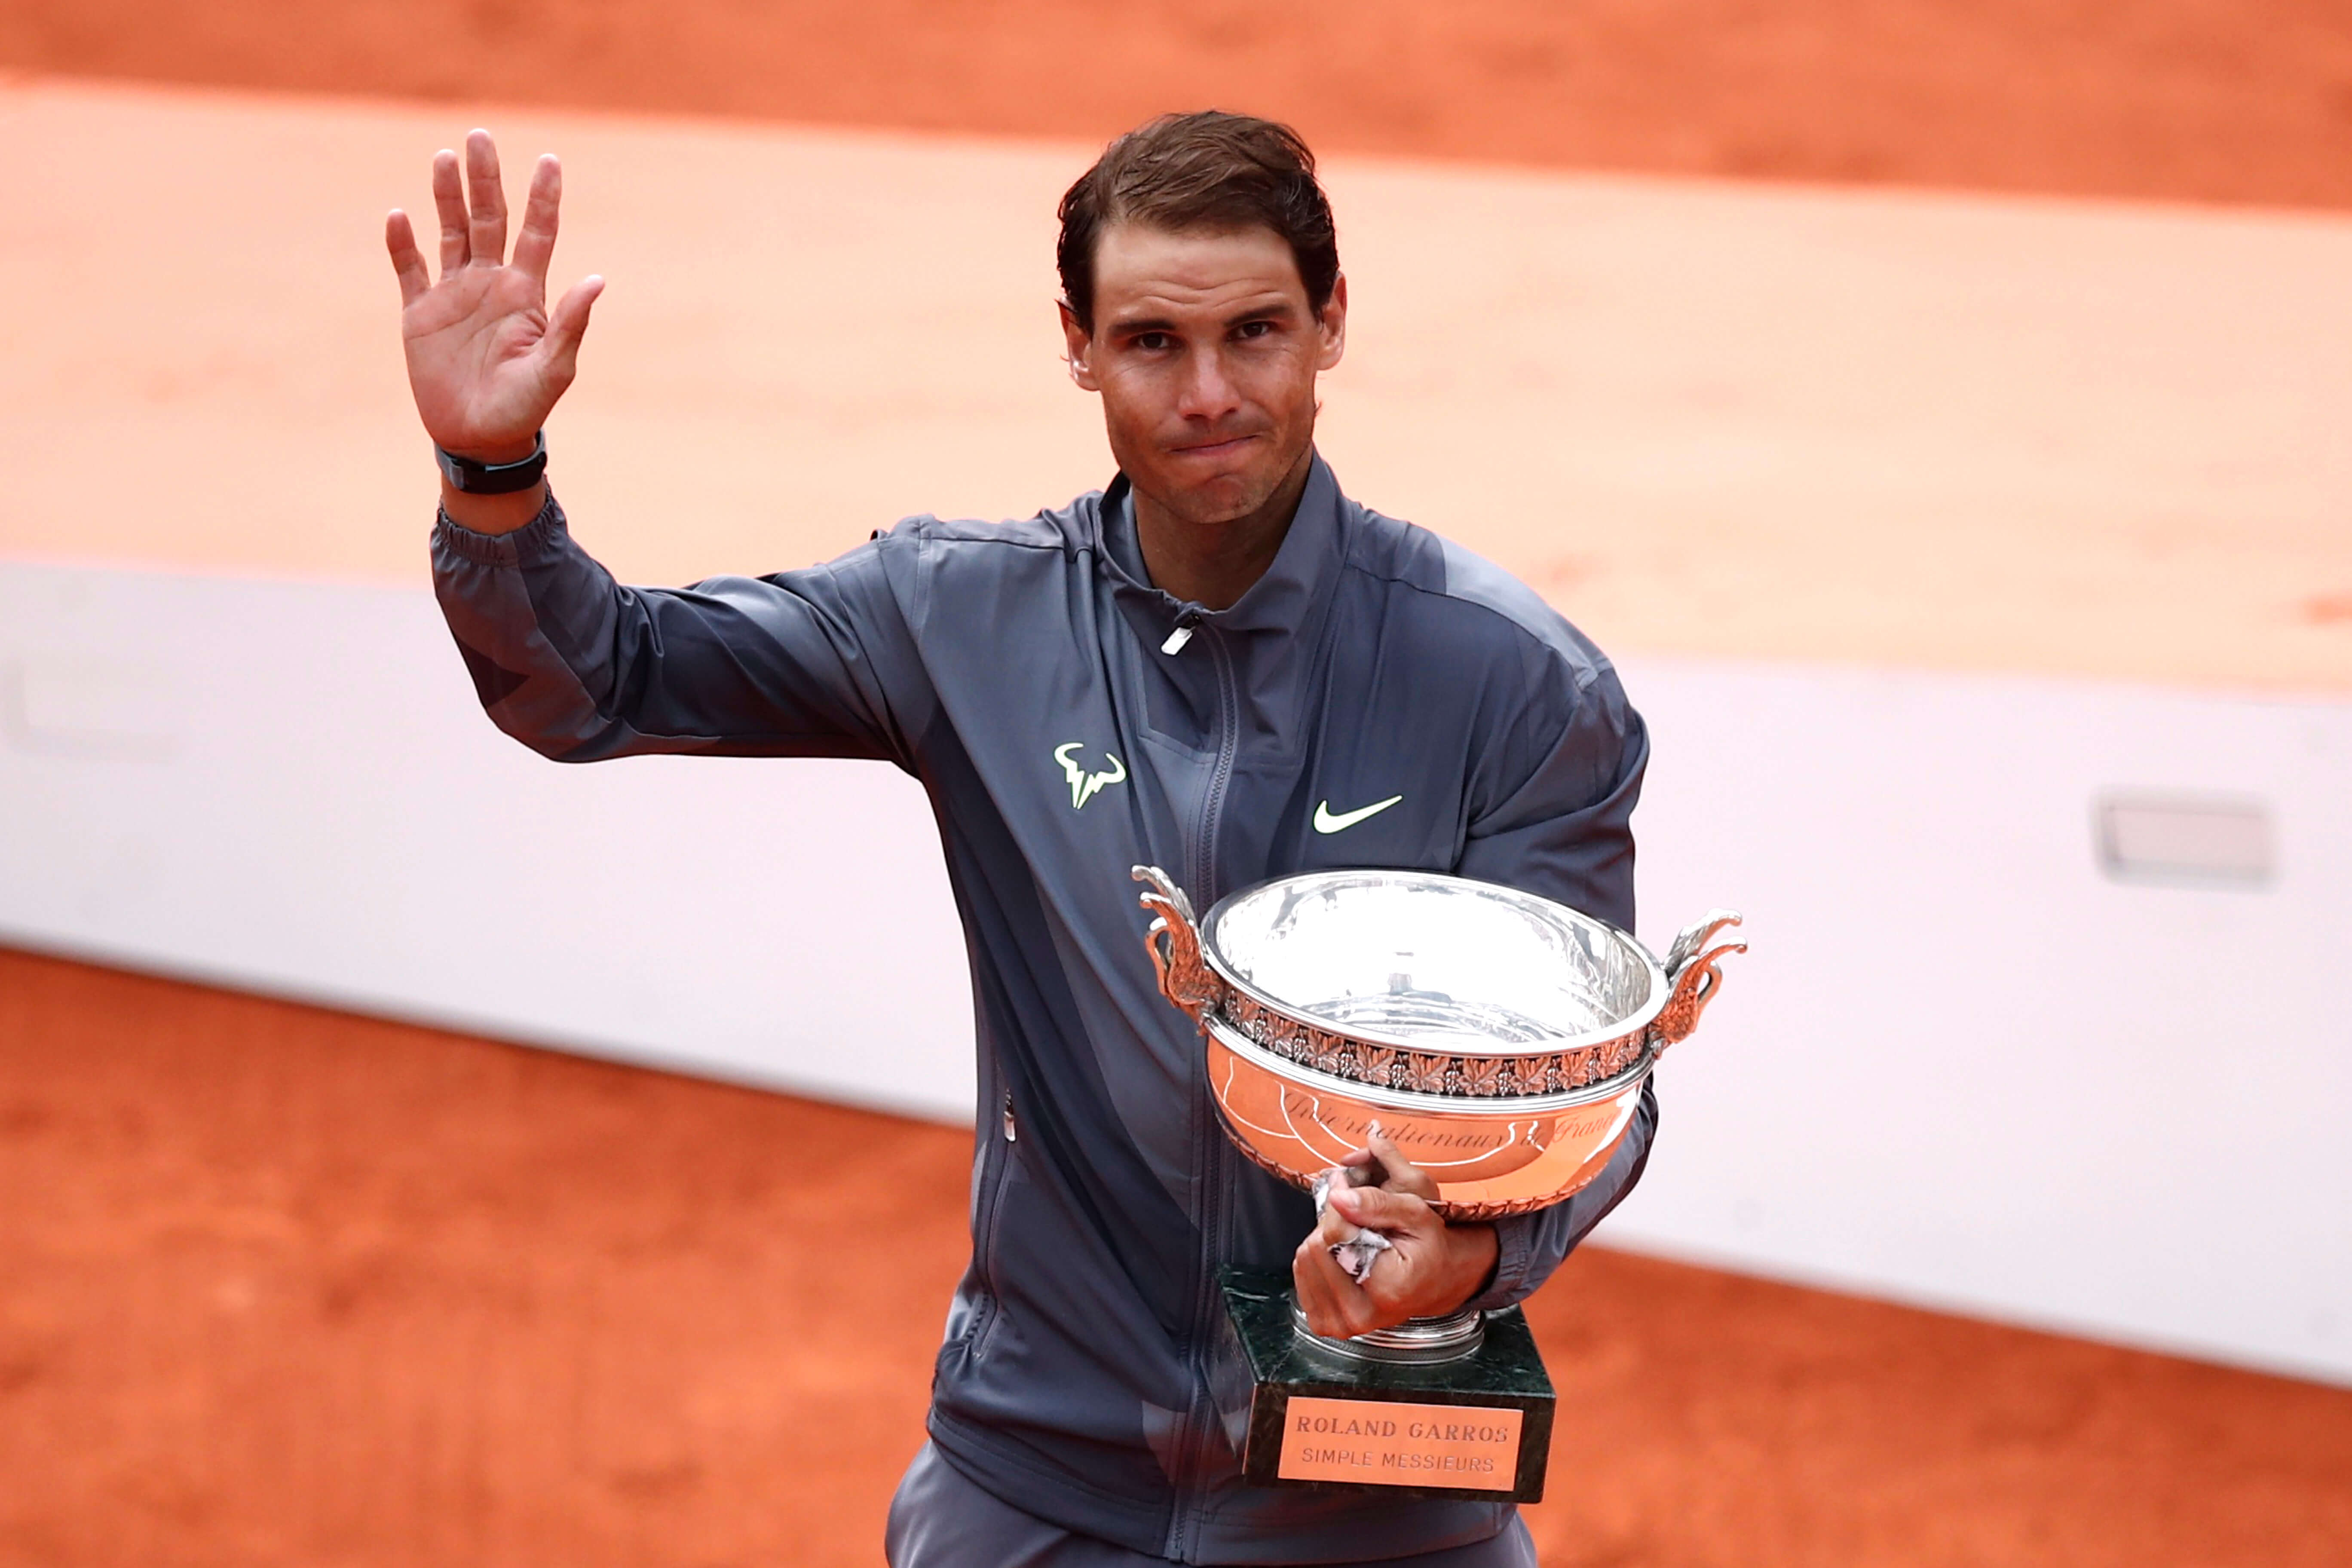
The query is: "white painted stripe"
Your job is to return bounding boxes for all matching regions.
[0,561,974,1121]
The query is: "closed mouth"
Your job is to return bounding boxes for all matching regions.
[1170,434,1259,460]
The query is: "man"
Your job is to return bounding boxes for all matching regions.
[388,112,1653,1566]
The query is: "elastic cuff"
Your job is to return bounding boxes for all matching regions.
[432,488,567,567]
[1464,1214,1534,1314]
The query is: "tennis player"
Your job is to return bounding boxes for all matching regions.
[390,111,1654,1566]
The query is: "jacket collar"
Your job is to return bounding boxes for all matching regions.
[1093,451,1350,643]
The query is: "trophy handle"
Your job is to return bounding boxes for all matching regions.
[1133,865,1220,1022]
[1654,910,1746,1049]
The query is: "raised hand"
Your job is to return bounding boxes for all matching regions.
[386,129,603,464]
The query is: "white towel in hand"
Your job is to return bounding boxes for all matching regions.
[1311,1166,1393,1283]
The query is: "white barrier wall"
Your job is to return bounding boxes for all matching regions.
[0,564,974,1118]
[3,560,2347,1384]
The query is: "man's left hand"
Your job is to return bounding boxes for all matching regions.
[1291,1130,1499,1338]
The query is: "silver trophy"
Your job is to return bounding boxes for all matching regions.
[1133,865,1745,1500]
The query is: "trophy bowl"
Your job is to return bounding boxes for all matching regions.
[1134,866,1744,1222]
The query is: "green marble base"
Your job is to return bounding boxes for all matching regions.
[1214,1267,1556,1503]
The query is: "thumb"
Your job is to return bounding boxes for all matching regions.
[539,274,605,383]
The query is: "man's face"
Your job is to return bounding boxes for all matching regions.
[1062,222,1347,528]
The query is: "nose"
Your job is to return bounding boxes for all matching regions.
[1175,342,1242,423]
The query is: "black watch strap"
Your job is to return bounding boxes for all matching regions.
[436,431,547,494]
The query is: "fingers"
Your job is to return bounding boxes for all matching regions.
[1314,1198,1362,1250]
[431,148,469,277]
[537,274,606,388]
[1366,1129,1438,1201]
[385,210,431,305]
[510,154,562,285]
[425,136,563,286]
[466,129,508,268]
[1328,1182,1433,1239]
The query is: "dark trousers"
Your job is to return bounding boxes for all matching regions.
[886,1442,1540,1568]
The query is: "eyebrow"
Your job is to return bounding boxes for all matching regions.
[1107,298,1300,336]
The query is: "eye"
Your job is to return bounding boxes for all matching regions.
[1234,320,1275,340]
[1133,331,1175,352]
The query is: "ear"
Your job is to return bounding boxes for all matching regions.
[1315,273,1348,373]
[1058,300,1101,392]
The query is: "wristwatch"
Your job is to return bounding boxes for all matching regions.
[436,431,547,494]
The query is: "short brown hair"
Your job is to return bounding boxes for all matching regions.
[1057,111,1340,334]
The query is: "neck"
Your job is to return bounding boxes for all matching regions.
[1131,449,1314,611]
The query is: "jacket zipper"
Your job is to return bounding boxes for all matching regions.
[965,1096,1019,1360]
[1166,623,1240,1559]
[1186,622,1236,910]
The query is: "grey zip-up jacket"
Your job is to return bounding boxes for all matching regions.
[432,453,1655,1564]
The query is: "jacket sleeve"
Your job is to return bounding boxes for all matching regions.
[1453,653,1654,1312]
[431,492,928,769]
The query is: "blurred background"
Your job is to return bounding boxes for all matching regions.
[2,3,2349,1564]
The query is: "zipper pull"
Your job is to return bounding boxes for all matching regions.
[1001,1093,1019,1143]
[1161,617,1197,656]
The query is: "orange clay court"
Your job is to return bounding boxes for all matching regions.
[3,4,2351,1566]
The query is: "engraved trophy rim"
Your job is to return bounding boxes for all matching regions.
[1197,868,1672,1060]
[1204,1011,1657,1118]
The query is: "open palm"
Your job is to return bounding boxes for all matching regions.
[386,130,603,462]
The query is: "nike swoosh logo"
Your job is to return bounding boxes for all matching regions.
[1314,794,1404,834]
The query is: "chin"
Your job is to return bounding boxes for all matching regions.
[1145,457,1288,523]
[1168,480,1276,528]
